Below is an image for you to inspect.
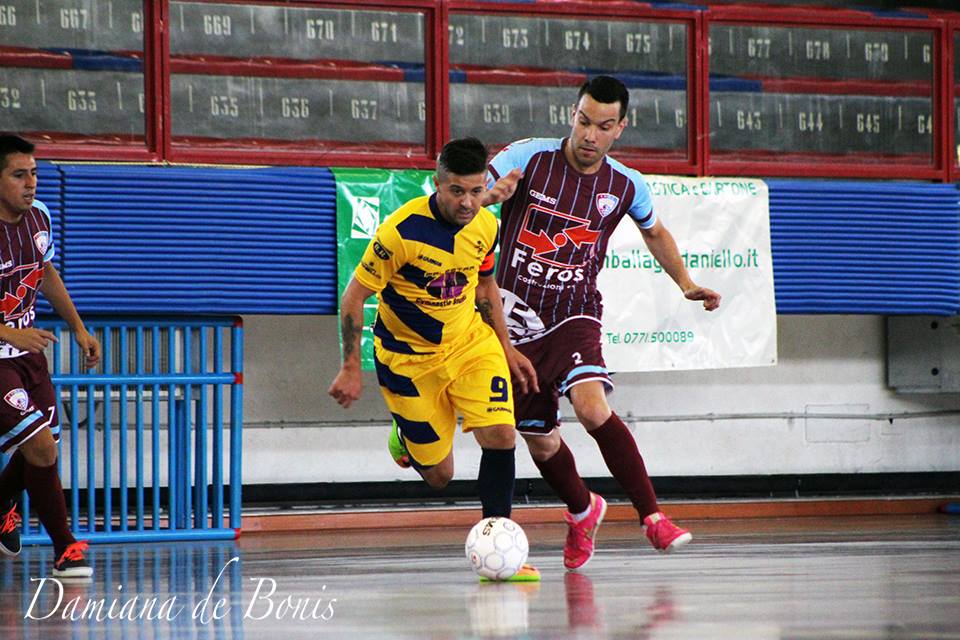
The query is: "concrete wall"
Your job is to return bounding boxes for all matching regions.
[240,314,960,485]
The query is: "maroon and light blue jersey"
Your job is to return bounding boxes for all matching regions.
[0,199,54,359]
[489,138,656,343]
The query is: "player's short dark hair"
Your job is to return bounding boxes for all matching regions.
[437,137,488,179]
[578,76,630,121]
[0,134,35,172]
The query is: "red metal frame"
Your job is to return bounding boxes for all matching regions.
[447,1,701,177]
[438,2,452,147]
[427,0,445,165]
[36,0,162,162]
[20,0,954,180]
[158,0,172,163]
[697,10,709,178]
[948,20,959,183]
[165,0,440,168]
[704,6,947,181]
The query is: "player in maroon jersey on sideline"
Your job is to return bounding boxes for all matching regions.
[0,135,101,578]
[483,76,721,569]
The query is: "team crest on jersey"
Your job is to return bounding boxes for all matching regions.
[595,193,620,218]
[4,388,30,413]
[33,231,49,255]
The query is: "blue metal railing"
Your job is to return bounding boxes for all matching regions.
[3,316,243,544]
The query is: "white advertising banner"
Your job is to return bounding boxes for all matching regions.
[598,176,777,372]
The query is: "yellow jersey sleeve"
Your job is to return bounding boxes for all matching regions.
[353,222,407,294]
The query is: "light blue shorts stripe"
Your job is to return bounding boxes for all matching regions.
[0,409,44,450]
[559,365,611,395]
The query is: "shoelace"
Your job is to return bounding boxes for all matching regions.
[0,505,20,534]
[57,540,89,564]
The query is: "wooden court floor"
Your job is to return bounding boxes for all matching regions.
[1,512,958,639]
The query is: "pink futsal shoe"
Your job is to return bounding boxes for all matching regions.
[563,492,607,570]
[643,512,692,553]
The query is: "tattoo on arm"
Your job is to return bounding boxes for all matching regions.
[341,314,363,360]
[477,298,494,326]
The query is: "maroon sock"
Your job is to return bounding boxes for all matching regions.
[0,450,26,506]
[533,440,591,514]
[24,461,75,557]
[589,413,659,518]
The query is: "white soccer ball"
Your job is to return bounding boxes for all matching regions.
[465,517,529,581]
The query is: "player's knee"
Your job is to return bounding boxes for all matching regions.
[421,454,454,489]
[19,436,58,467]
[522,430,561,462]
[473,424,515,450]
[423,468,452,489]
[425,476,450,490]
[569,382,612,430]
[572,400,611,431]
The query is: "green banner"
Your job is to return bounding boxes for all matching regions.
[333,168,434,370]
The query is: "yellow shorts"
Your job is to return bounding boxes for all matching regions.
[374,322,514,467]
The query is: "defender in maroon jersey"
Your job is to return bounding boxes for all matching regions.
[0,135,101,579]
[484,77,721,569]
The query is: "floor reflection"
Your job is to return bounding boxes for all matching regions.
[0,515,957,639]
[2,542,244,640]
[563,571,602,630]
[466,581,540,637]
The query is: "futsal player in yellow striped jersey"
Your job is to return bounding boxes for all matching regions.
[329,137,540,581]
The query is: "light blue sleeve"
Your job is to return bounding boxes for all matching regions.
[487,138,563,188]
[608,158,657,229]
[33,199,56,262]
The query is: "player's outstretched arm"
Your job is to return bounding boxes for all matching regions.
[638,219,721,311]
[40,262,101,368]
[328,277,376,408]
[481,168,522,207]
[475,275,539,394]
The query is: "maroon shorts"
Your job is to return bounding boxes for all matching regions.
[0,352,59,454]
[514,318,612,435]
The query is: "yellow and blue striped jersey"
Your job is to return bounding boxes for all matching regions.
[354,194,498,354]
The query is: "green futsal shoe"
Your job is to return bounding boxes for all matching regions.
[480,564,541,583]
[388,420,412,468]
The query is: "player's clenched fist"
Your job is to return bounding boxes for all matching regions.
[328,367,362,408]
